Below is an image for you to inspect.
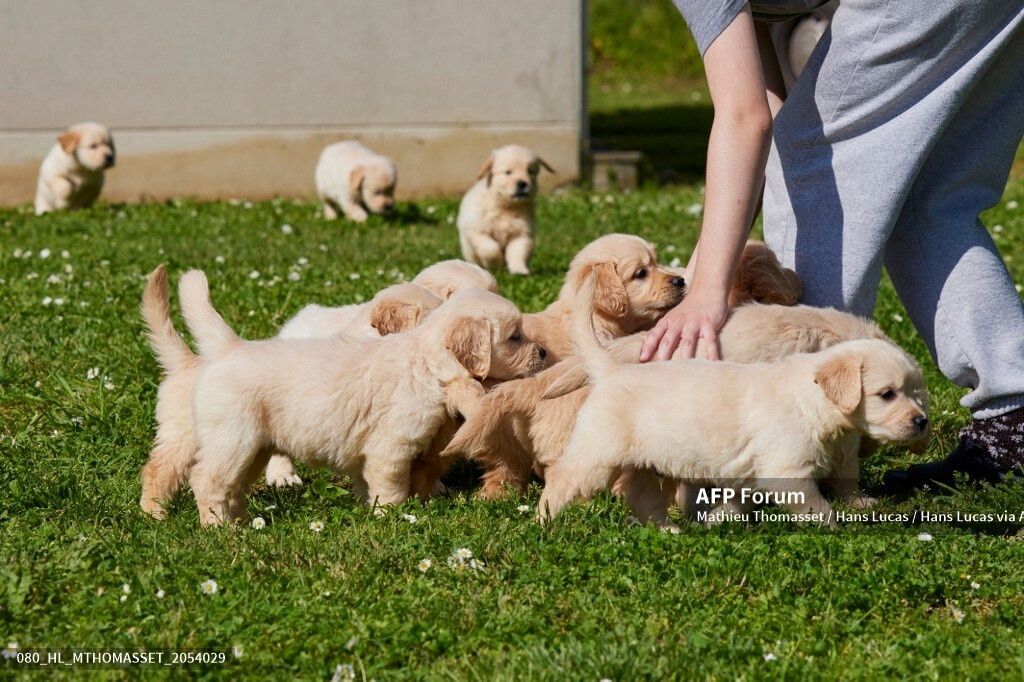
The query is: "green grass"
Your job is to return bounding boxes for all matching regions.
[3,185,1024,679]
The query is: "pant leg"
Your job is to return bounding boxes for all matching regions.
[763,0,1024,416]
[883,24,1024,418]
[764,0,1024,314]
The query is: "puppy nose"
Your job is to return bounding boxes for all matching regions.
[670,276,686,288]
[538,346,547,360]
[515,180,529,192]
[913,415,929,432]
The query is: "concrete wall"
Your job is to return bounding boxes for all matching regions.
[0,0,585,204]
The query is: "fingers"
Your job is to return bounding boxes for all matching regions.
[666,325,698,361]
[701,325,721,361]
[639,323,667,362]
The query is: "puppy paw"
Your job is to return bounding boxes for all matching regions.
[507,265,531,276]
[348,208,369,223]
[267,472,303,488]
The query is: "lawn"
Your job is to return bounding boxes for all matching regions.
[3,184,1024,679]
[4,2,1024,678]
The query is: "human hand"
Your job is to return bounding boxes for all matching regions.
[639,287,728,362]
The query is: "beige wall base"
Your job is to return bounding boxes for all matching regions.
[0,125,579,205]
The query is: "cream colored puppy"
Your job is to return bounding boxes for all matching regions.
[167,271,544,525]
[278,260,496,341]
[139,267,453,518]
[457,145,553,275]
[537,274,929,526]
[315,141,396,222]
[35,122,115,215]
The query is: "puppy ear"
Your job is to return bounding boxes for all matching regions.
[57,130,80,154]
[814,353,863,414]
[370,300,422,336]
[477,153,495,188]
[577,262,628,319]
[729,241,802,307]
[445,317,492,379]
[349,165,365,193]
[542,366,589,400]
[537,157,554,174]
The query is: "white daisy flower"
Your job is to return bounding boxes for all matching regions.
[993,224,1004,233]
[447,215,455,224]
[215,255,225,264]
[454,547,473,561]
[517,504,532,513]
[61,250,70,259]
[46,274,62,284]
[243,201,253,209]
[951,604,965,623]
[417,558,433,573]
[26,272,39,280]
[970,581,980,590]
[319,243,328,252]
[763,653,777,661]
[156,589,166,599]
[1007,200,1019,210]
[53,298,64,306]
[917,532,933,542]
[348,272,361,280]
[669,257,682,268]
[332,663,356,682]
[401,513,417,524]
[232,644,244,660]
[665,244,676,253]
[297,257,309,266]
[63,264,73,274]
[251,516,266,529]
[103,380,115,390]
[39,248,51,259]
[248,271,260,280]
[200,579,218,595]
[686,203,703,216]
[42,296,53,306]
[71,417,83,426]
[426,205,437,215]
[12,248,22,258]
[288,271,301,282]
[122,583,131,595]
[86,367,100,380]
[468,558,486,572]
[120,594,128,603]
[1016,284,1022,294]
[309,520,325,533]
[280,224,294,234]
[100,260,110,267]
[891,313,904,322]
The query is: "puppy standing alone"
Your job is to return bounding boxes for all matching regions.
[457,145,553,275]
[315,141,396,222]
[35,122,115,215]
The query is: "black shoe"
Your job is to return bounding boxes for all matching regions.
[883,436,1003,494]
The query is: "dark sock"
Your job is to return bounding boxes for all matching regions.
[959,406,1024,473]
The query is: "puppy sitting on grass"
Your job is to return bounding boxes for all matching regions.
[537,272,930,527]
[315,141,397,222]
[165,270,543,525]
[457,144,553,275]
[35,122,116,215]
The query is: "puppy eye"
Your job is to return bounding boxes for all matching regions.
[879,389,897,401]
[633,268,648,280]
[509,332,521,342]
[505,170,513,175]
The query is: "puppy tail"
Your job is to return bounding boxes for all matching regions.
[141,265,197,375]
[572,272,620,382]
[178,269,241,359]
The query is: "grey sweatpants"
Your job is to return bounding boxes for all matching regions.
[763,0,1024,419]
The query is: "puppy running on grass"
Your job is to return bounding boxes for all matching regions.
[35,122,115,215]
[537,271,930,527]
[457,145,553,275]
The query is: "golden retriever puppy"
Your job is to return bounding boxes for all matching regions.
[315,141,396,222]
[443,303,895,505]
[536,274,929,527]
[729,240,802,307]
[149,270,543,526]
[35,122,115,215]
[523,234,686,364]
[457,144,553,275]
[138,267,453,518]
[277,260,496,341]
[413,259,499,299]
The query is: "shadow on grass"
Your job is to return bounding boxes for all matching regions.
[590,101,713,186]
